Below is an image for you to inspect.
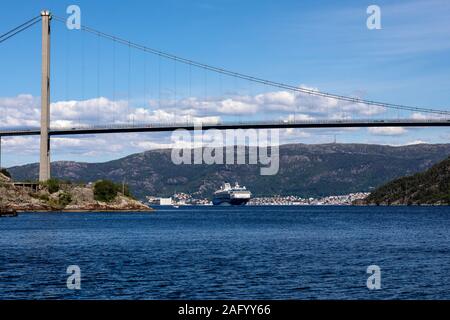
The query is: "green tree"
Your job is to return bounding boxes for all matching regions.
[58,192,72,207]
[94,180,119,202]
[43,178,61,194]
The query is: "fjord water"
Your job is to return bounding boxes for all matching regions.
[0,206,449,299]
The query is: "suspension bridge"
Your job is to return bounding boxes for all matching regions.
[0,10,449,181]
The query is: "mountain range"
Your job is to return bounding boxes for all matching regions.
[8,143,450,200]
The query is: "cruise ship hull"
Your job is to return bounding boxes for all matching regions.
[212,197,250,206]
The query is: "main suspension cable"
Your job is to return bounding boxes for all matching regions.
[52,15,450,116]
[0,15,41,44]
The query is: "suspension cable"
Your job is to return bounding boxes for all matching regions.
[0,15,41,44]
[52,15,450,116]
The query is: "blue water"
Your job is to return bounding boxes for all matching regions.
[0,206,450,300]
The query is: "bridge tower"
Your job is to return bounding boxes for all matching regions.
[39,10,51,182]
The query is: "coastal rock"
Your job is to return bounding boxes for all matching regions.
[0,172,11,183]
[0,180,153,212]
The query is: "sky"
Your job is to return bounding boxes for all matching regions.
[0,0,449,167]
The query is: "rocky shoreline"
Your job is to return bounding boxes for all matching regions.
[0,172,153,213]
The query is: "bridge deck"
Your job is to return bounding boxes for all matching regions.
[0,119,449,137]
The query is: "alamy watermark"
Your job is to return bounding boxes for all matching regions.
[367,5,382,30]
[66,265,81,290]
[366,265,381,290]
[171,124,280,176]
[66,5,81,30]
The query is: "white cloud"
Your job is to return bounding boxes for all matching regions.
[255,90,296,106]
[0,88,390,133]
[410,112,447,120]
[405,140,428,145]
[50,97,128,124]
[217,99,258,114]
[144,85,387,119]
[132,140,178,150]
[2,136,39,154]
[0,94,40,127]
[127,108,220,124]
[368,127,407,136]
[285,113,315,121]
[411,112,428,120]
[2,88,443,166]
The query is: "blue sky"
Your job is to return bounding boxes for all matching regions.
[0,0,449,167]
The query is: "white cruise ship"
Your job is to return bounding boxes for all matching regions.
[212,182,251,206]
